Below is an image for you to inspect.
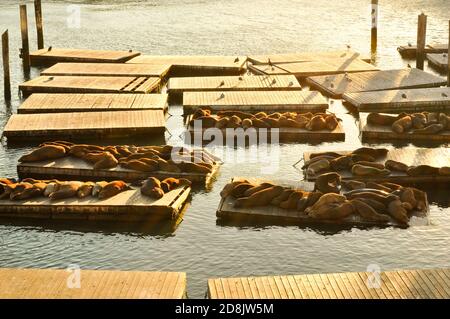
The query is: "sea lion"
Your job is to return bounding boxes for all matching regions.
[44,182,60,197]
[125,159,158,172]
[0,178,14,185]
[234,186,284,208]
[92,181,108,197]
[309,152,341,159]
[352,147,388,159]
[425,112,439,125]
[341,180,366,190]
[160,178,192,193]
[158,159,182,173]
[356,198,387,214]
[410,188,427,211]
[294,115,309,127]
[268,112,282,119]
[49,182,83,200]
[215,117,229,129]
[216,111,254,120]
[399,188,417,210]
[93,152,119,170]
[325,115,339,130]
[279,191,304,210]
[387,199,409,225]
[439,167,450,176]
[141,177,164,199]
[116,146,133,157]
[98,181,130,199]
[254,112,267,119]
[392,116,412,133]
[193,116,218,128]
[350,154,376,163]
[220,179,250,198]
[365,182,392,193]
[77,182,95,198]
[296,195,310,212]
[305,193,346,215]
[330,155,353,171]
[351,164,391,177]
[367,113,399,126]
[351,199,390,222]
[304,191,323,209]
[19,145,67,162]
[385,160,409,172]
[242,118,253,129]
[243,183,274,197]
[406,165,440,176]
[40,141,71,153]
[411,113,427,129]
[354,161,385,170]
[226,115,242,128]
[0,183,17,200]
[302,155,337,169]
[10,185,43,201]
[412,124,444,134]
[314,172,341,194]
[271,188,295,206]
[380,182,402,192]
[230,183,256,198]
[262,117,280,128]
[308,201,354,220]
[306,115,327,131]
[278,117,304,128]
[251,118,270,128]
[346,192,398,206]
[306,159,330,176]
[192,109,211,120]
[178,162,211,174]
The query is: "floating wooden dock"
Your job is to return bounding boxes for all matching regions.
[127,55,247,76]
[0,186,190,221]
[359,112,450,143]
[17,155,220,186]
[18,93,168,114]
[216,178,427,227]
[183,91,329,114]
[248,50,371,64]
[41,63,171,79]
[0,268,186,299]
[397,43,448,58]
[19,76,161,96]
[303,148,450,184]
[343,87,450,113]
[307,68,446,98]
[208,268,450,299]
[250,59,378,78]
[427,53,448,73]
[30,48,140,66]
[3,110,166,142]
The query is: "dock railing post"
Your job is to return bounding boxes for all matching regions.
[371,0,378,53]
[416,13,427,70]
[448,20,450,87]
[2,30,11,101]
[34,0,44,49]
[20,4,30,74]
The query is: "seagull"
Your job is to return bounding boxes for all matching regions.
[346,44,351,50]
[219,93,225,99]
[330,83,334,88]
[408,42,412,47]
[129,49,132,52]
[268,58,272,66]
[238,76,243,80]
[234,57,240,63]
[272,79,277,85]
[442,93,448,98]
[401,93,407,99]
[48,46,52,52]
[288,81,293,86]
[407,63,411,68]
[44,76,54,83]
[219,80,225,87]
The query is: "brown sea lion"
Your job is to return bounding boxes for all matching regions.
[304,191,324,209]
[314,172,341,194]
[308,201,354,220]
[309,152,341,159]
[92,181,108,197]
[279,191,304,210]
[406,165,440,176]
[234,186,284,208]
[178,162,211,174]
[242,118,253,129]
[0,178,14,185]
[278,117,304,128]
[125,159,158,172]
[330,155,353,171]
[296,195,310,212]
[19,145,67,162]
[193,116,218,128]
[77,182,95,198]
[410,188,427,211]
[411,113,427,129]
[215,117,229,129]
[346,192,398,206]
[49,182,83,200]
[351,164,391,177]
[425,112,439,125]
[115,146,133,157]
[385,160,409,172]
[294,115,309,127]
[268,112,282,119]
[141,177,164,199]
[302,155,337,169]
[351,199,390,222]
[254,112,267,119]
[220,179,250,198]
[160,178,191,193]
[412,124,444,134]
[356,198,387,214]
[399,188,417,210]
[271,188,295,206]
[262,117,280,128]
[439,167,450,176]
[216,111,254,120]
[341,180,366,190]
[306,115,327,131]
[251,118,270,128]
[98,181,130,199]
[10,185,44,201]
[325,115,339,130]
[158,159,182,173]
[0,183,17,200]
[367,113,398,126]
[226,115,242,128]
[365,182,392,193]
[40,141,71,153]
[387,199,409,225]
[44,182,60,197]
[380,182,402,192]
[392,116,412,133]
[352,147,388,159]
[82,151,109,164]
[350,154,376,163]
[306,159,330,176]
[230,183,256,198]
[354,161,385,170]
[305,193,346,215]
[243,183,274,197]
[93,152,119,170]
[192,109,211,120]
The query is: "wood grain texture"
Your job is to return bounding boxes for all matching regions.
[397,43,448,58]
[127,55,246,69]
[427,53,448,72]
[0,268,186,299]
[248,50,370,64]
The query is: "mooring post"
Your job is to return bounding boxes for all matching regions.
[416,13,427,70]
[2,30,11,101]
[20,4,30,74]
[371,0,378,53]
[448,20,450,87]
[34,0,44,49]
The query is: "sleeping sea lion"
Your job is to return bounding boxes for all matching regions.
[351,164,391,177]
[355,197,387,214]
[242,118,253,129]
[302,155,337,169]
[406,165,440,176]
[439,167,450,176]
[192,109,211,120]
[217,111,254,120]
[385,160,409,172]
[254,112,267,119]
[306,115,327,131]
[160,178,192,193]
[412,124,444,134]
[309,152,341,159]
[325,115,339,130]
[92,181,108,197]
[44,182,60,197]
[350,154,376,163]
[279,191,304,210]
[234,186,284,208]
[262,117,280,128]
[304,191,323,209]
[306,159,330,176]
[380,182,402,192]
[308,201,354,220]
[77,182,95,198]
[243,183,274,197]
[365,182,392,193]
[354,161,385,170]
[352,147,388,159]
[314,172,341,194]
[230,183,256,198]
[93,152,119,170]
[305,193,346,215]
[346,192,398,206]
[178,162,211,174]
[251,118,270,128]
[141,177,164,199]
[19,145,67,162]
[271,188,295,206]
[387,199,409,225]
[330,155,353,171]
[49,182,83,200]
[98,181,130,199]
[411,113,427,129]
[215,117,229,129]
[193,116,218,128]
[350,199,390,222]
[392,116,412,133]
[278,117,304,128]
[125,159,158,172]
[268,112,282,119]
[220,179,250,198]
[341,180,366,190]
[157,159,182,173]
[367,113,399,126]
[226,115,242,128]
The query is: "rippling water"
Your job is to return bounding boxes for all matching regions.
[0,0,449,298]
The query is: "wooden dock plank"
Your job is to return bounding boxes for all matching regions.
[19,76,161,95]
[307,68,446,98]
[30,48,140,66]
[18,93,168,114]
[343,87,450,113]
[397,43,448,58]
[3,110,166,142]
[248,50,370,65]
[208,268,450,299]
[183,91,329,114]
[0,268,185,299]
[0,185,190,221]
[303,148,450,184]
[41,63,171,78]
[427,53,448,73]
[359,112,450,143]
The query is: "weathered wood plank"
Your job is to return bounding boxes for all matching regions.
[427,53,448,73]
[248,50,370,64]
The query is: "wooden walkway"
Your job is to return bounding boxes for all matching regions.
[398,43,448,58]
[0,268,186,299]
[427,53,448,73]
[19,76,161,96]
[250,59,378,78]
[343,87,450,113]
[0,186,190,221]
[248,50,370,64]
[2,110,166,142]
[307,68,446,98]
[303,148,450,184]
[18,93,168,114]
[30,48,140,66]
[208,268,450,299]
[41,63,171,78]
[183,91,328,114]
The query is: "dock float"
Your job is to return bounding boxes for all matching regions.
[41,62,171,79]
[30,48,140,66]
[127,55,247,76]
[18,93,168,114]
[307,68,446,98]
[0,186,190,221]
[397,43,448,58]
[248,50,371,64]
[19,76,161,96]
[183,91,329,114]
[208,268,450,299]
[0,268,186,299]
[303,148,450,184]
[359,113,450,143]
[427,53,448,73]
[2,110,166,143]
[250,58,378,78]
[343,87,450,113]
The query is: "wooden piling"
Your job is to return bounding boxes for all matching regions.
[19,4,30,74]
[34,0,44,49]
[2,30,11,101]
[448,20,450,87]
[416,13,427,70]
[371,0,378,53]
